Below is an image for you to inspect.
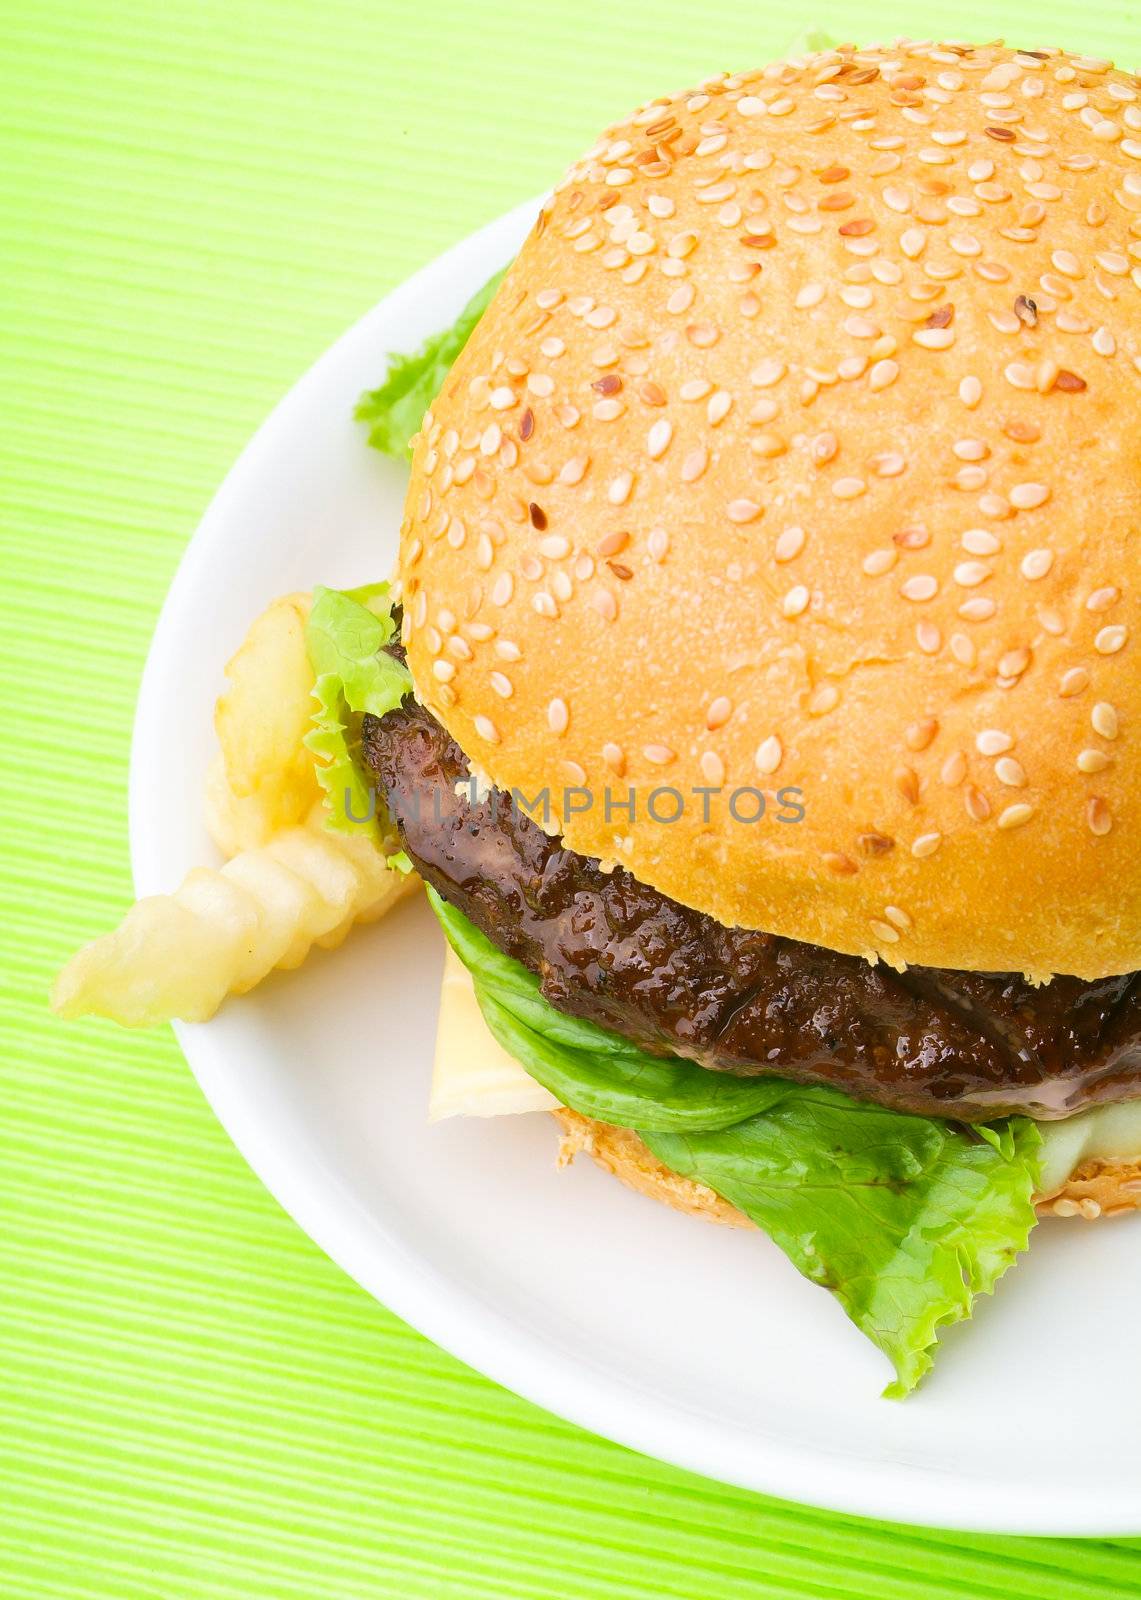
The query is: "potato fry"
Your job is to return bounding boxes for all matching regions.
[52,804,420,1026]
[54,587,419,1027]
[204,754,280,855]
[213,591,320,841]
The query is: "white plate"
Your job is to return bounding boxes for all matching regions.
[130,199,1141,1536]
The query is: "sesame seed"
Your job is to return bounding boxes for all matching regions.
[490,573,513,607]
[706,696,732,730]
[1019,548,1054,581]
[965,786,991,822]
[941,750,967,787]
[774,526,806,562]
[832,477,866,500]
[602,743,626,776]
[917,621,942,654]
[811,432,838,465]
[898,226,924,260]
[823,852,858,877]
[905,717,939,753]
[727,498,762,523]
[954,561,991,587]
[1095,625,1128,654]
[960,375,983,408]
[995,756,1027,787]
[895,766,920,806]
[647,419,673,458]
[998,647,1031,680]
[868,359,899,390]
[755,735,783,774]
[473,715,500,744]
[1077,748,1112,773]
[1059,667,1090,698]
[608,471,633,506]
[1092,702,1119,740]
[1010,482,1050,510]
[643,743,675,766]
[977,729,1014,757]
[913,326,955,349]
[962,529,1001,556]
[900,574,938,602]
[681,448,708,483]
[596,529,628,558]
[750,359,786,388]
[782,584,810,618]
[911,832,943,858]
[700,750,725,785]
[998,803,1034,830]
[1087,796,1112,836]
[809,685,840,715]
[869,919,901,945]
[1087,586,1120,613]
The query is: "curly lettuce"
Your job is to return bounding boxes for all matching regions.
[429,889,1042,1395]
[356,268,507,457]
[303,583,411,854]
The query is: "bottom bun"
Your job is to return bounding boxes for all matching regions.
[552,1109,1141,1226]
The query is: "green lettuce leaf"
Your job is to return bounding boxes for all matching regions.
[303,584,412,841]
[431,888,791,1132]
[356,268,507,457]
[429,889,1042,1394]
[644,1104,1040,1398]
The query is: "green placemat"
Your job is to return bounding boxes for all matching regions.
[3,3,1139,1595]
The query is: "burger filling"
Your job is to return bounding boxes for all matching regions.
[363,687,1141,1125]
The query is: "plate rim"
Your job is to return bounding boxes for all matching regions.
[128,199,1141,1538]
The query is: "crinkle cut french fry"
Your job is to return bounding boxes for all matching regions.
[52,807,420,1027]
[204,754,283,856]
[213,591,321,842]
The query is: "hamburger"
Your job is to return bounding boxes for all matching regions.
[55,39,1141,1395]
[369,37,1141,1392]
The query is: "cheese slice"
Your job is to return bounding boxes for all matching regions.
[431,953,1141,1183]
[429,946,559,1120]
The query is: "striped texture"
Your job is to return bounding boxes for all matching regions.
[2,3,1139,1593]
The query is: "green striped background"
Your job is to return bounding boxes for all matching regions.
[3,3,1139,1593]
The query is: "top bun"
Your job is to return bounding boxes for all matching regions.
[398,41,1141,981]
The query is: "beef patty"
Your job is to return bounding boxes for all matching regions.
[363,699,1141,1123]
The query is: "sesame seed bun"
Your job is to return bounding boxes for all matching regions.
[400,41,1141,980]
[552,1108,1141,1223]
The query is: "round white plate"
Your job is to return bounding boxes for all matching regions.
[131,198,1141,1536]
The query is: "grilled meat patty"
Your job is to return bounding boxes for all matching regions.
[363,698,1141,1122]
